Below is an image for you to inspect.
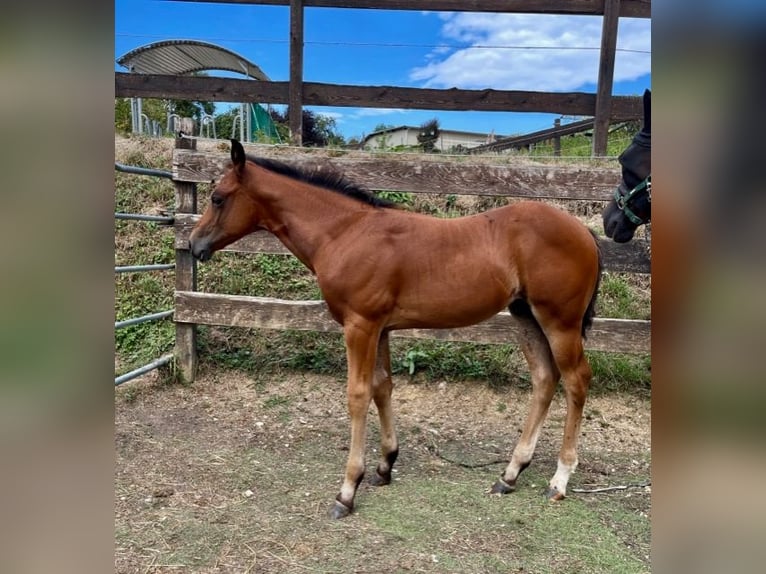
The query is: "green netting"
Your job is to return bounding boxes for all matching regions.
[249,103,281,142]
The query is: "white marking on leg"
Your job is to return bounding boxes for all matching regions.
[549,457,577,496]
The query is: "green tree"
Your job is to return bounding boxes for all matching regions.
[114,98,132,135]
[170,99,215,123]
[417,118,440,153]
[114,97,171,134]
[268,108,344,147]
[214,107,239,140]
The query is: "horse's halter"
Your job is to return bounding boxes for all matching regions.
[614,131,651,226]
[613,175,651,226]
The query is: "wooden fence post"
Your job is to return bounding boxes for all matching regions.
[592,0,621,157]
[289,0,304,146]
[174,134,198,382]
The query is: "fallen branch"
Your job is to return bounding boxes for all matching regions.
[425,442,506,469]
[571,481,650,494]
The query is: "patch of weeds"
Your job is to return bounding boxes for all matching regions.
[197,252,319,299]
[401,349,429,376]
[115,271,175,375]
[263,394,291,409]
[375,190,413,206]
[118,384,142,404]
[197,327,346,379]
[280,331,346,374]
[598,272,650,320]
[391,340,520,388]
[588,351,651,396]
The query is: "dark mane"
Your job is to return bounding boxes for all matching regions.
[247,155,396,209]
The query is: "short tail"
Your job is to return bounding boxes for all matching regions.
[581,230,603,338]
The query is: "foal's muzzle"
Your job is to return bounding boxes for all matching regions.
[189,238,212,262]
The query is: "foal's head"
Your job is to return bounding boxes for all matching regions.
[603,89,651,243]
[190,139,262,261]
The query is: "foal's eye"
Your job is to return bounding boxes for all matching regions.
[211,194,224,207]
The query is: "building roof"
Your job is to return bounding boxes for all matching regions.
[116,39,271,81]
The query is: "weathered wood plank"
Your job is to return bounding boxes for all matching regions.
[174,292,651,354]
[172,149,621,200]
[301,84,641,119]
[173,136,198,382]
[174,214,650,274]
[171,0,651,19]
[597,238,650,274]
[115,74,642,119]
[470,118,596,154]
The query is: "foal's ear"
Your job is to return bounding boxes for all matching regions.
[230,139,246,174]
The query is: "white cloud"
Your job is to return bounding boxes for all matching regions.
[410,14,650,91]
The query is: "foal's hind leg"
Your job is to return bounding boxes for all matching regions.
[543,326,592,500]
[491,314,560,495]
[369,331,399,486]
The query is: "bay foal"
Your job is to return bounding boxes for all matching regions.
[190,140,602,518]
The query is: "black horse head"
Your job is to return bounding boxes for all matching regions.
[603,89,651,243]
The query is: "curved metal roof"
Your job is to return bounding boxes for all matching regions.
[116,40,271,81]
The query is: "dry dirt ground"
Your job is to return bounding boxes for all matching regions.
[115,366,650,573]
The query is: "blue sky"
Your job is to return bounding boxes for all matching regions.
[115,1,651,141]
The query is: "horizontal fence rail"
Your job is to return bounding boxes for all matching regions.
[116,74,643,121]
[115,353,174,386]
[171,0,650,18]
[175,292,650,354]
[115,212,175,224]
[115,264,175,273]
[115,310,174,331]
[172,149,621,200]
[115,162,173,179]
[173,213,650,274]
[470,118,598,154]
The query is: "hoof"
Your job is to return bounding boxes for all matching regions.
[490,477,516,495]
[329,499,353,519]
[368,471,391,487]
[544,486,565,501]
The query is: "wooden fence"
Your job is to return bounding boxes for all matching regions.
[170,139,650,381]
[116,0,652,381]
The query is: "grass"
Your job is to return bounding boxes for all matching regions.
[114,134,650,395]
[364,476,647,573]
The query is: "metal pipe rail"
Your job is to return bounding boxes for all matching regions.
[115,212,174,224]
[115,310,173,330]
[115,264,175,274]
[115,162,173,179]
[114,161,179,386]
[115,353,174,386]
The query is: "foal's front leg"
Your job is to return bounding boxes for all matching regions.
[330,321,381,519]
